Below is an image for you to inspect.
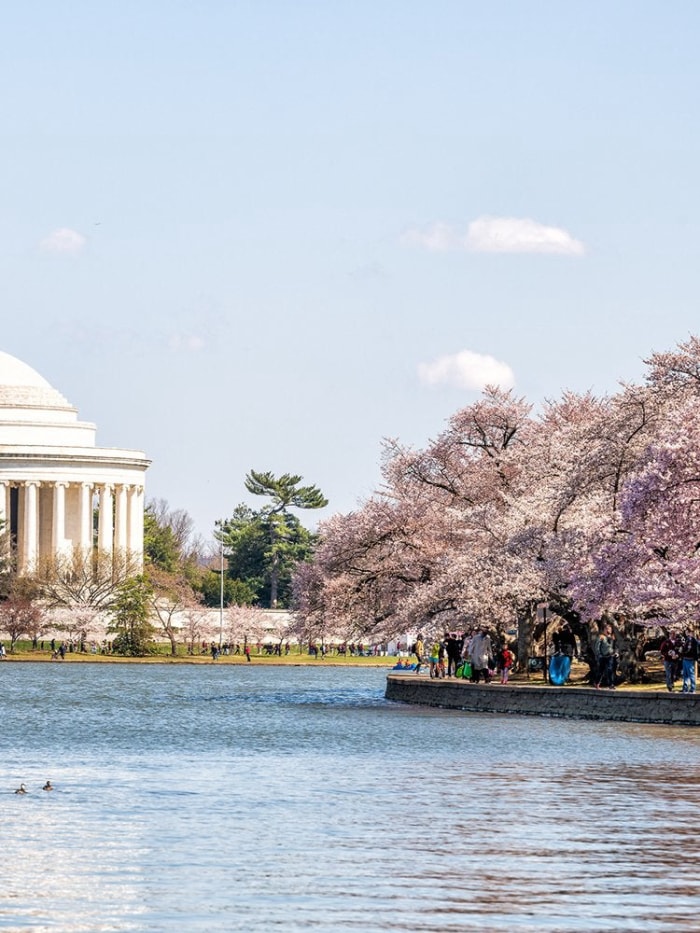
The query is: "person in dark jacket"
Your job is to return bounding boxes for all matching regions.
[659,633,681,692]
[595,625,615,689]
[679,630,699,694]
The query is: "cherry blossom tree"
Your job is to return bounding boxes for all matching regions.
[293,336,700,682]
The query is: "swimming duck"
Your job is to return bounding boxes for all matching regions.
[14,783,27,795]
[42,781,53,791]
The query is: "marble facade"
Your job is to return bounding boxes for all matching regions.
[0,351,149,573]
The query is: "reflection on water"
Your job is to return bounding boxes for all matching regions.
[0,663,699,931]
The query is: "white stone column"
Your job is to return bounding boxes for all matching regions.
[0,481,8,559]
[0,481,7,529]
[128,485,144,565]
[23,481,39,574]
[115,484,128,553]
[79,483,93,553]
[98,484,114,557]
[52,482,67,557]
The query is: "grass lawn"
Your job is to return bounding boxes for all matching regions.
[0,642,395,666]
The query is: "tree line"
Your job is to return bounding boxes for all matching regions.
[0,470,328,656]
[4,333,700,671]
[291,335,700,681]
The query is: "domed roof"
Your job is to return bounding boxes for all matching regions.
[0,351,52,388]
[0,351,73,411]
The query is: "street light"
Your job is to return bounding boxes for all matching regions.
[219,528,224,648]
[538,602,549,683]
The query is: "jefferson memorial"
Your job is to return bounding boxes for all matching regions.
[0,351,149,574]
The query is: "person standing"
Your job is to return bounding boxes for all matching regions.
[444,632,459,677]
[680,630,698,694]
[595,625,615,689]
[499,645,514,684]
[556,624,578,658]
[413,634,425,675]
[659,632,681,692]
[429,639,441,679]
[469,629,493,684]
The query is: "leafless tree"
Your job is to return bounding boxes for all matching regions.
[36,547,139,609]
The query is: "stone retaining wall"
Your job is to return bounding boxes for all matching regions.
[385,674,700,725]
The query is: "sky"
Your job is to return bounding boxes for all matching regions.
[2,1,700,543]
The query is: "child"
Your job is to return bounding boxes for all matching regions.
[429,641,441,678]
[500,646,514,684]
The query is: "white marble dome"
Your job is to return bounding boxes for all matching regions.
[0,349,149,575]
[0,351,95,442]
[0,351,53,387]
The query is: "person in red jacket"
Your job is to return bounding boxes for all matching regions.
[499,646,514,684]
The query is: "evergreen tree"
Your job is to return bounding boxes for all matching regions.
[243,470,327,607]
[211,474,327,609]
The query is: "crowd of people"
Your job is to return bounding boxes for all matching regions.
[658,630,699,693]
[410,630,515,685]
[401,624,700,693]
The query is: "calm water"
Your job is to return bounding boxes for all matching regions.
[0,663,699,932]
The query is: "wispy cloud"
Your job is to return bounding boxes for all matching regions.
[418,349,515,391]
[401,216,585,256]
[39,227,87,254]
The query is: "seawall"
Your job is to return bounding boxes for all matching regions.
[385,673,700,725]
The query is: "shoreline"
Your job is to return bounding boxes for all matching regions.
[385,673,700,725]
[0,652,394,667]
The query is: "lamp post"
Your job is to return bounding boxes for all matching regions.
[538,602,549,683]
[219,526,224,649]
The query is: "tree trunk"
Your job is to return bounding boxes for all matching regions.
[517,603,535,670]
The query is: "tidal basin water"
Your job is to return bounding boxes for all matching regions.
[1,664,700,932]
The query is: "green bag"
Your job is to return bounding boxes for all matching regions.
[460,661,472,679]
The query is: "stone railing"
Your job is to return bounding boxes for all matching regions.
[385,674,700,725]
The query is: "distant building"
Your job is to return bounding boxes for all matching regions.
[0,351,149,573]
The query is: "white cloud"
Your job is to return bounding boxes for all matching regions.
[418,349,515,391]
[466,216,585,255]
[39,227,86,254]
[400,216,584,256]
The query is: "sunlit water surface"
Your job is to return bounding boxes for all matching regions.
[0,663,698,932]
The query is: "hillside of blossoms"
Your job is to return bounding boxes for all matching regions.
[292,335,700,675]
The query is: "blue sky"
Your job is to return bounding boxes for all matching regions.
[2,1,699,540]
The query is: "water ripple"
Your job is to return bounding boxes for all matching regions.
[0,664,699,931]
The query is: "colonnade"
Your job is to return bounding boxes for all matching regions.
[0,480,144,574]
